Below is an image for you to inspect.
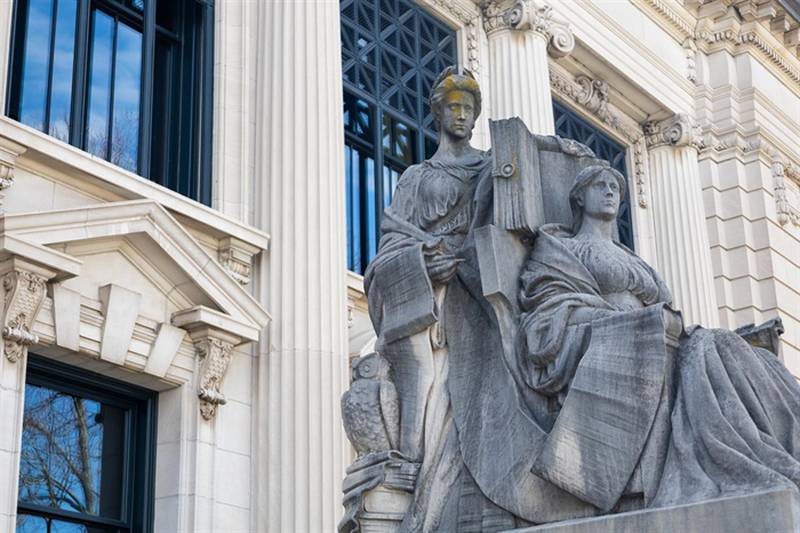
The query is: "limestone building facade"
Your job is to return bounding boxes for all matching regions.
[0,0,797,532]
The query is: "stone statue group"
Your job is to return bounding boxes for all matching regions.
[340,67,800,533]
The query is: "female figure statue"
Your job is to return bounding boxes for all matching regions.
[516,164,800,512]
[344,66,800,533]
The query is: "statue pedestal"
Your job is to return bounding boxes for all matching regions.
[359,486,412,532]
[507,490,800,533]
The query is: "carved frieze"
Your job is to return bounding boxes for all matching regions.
[481,0,574,58]
[2,269,47,362]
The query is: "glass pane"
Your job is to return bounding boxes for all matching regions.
[49,0,78,142]
[150,37,173,184]
[86,10,114,160]
[345,145,361,272]
[18,0,54,131]
[364,155,377,263]
[16,513,47,533]
[111,22,142,171]
[18,383,127,519]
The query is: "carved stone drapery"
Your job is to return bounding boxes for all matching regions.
[2,268,47,362]
[194,335,236,420]
[643,114,706,151]
[481,0,574,58]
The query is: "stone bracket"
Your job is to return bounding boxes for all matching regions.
[173,305,258,420]
[218,236,260,286]
[0,136,26,214]
[0,235,81,363]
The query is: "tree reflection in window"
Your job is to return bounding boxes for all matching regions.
[18,385,124,519]
[15,357,156,533]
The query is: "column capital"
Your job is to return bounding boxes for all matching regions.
[481,0,574,57]
[643,113,705,151]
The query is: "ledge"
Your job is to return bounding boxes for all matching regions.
[0,116,270,251]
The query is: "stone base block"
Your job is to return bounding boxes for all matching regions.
[508,490,800,533]
[358,486,411,532]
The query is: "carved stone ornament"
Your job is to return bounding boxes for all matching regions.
[481,0,575,57]
[2,269,47,362]
[643,113,706,151]
[218,237,258,286]
[0,137,27,214]
[772,155,800,227]
[194,336,235,420]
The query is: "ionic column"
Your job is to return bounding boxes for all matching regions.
[645,114,719,327]
[252,2,349,533]
[482,0,574,134]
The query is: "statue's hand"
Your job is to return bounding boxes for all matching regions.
[425,252,463,285]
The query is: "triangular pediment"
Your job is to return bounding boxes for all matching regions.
[0,200,270,338]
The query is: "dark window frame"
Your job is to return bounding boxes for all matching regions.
[341,0,458,273]
[16,354,158,533]
[5,0,215,205]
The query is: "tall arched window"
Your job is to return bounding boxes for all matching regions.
[340,0,457,274]
[553,100,634,249]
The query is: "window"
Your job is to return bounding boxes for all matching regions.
[6,0,214,204]
[340,0,457,274]
[553,100,634,249]
[16,356,157,533]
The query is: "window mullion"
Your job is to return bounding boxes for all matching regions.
[43,0,59,133]
[137,0,155,177]
[70,0,91,147]
[106,15,118,161]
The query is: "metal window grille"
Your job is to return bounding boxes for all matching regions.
[341,0,457,274]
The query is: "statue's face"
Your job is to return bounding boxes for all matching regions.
[438,90,476,140]
[578,173,620,221]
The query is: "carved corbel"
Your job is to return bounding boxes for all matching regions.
[481,0,574,57]
[0,237,80,363]
[173,306,258,420]
[218,237,260,286]
[0,137,27,214]
[643,114,705,151]
[2,267,47,363]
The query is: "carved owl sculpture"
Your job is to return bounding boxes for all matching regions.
[341,352,400,457]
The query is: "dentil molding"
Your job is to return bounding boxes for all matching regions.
[481,0,575,58]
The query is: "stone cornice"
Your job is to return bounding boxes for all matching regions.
[635,0,800,91]
[481,0,575,57]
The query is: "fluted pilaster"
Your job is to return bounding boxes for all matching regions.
[645,115,719,327]
[482,0,574,134]
[253,2,348,532]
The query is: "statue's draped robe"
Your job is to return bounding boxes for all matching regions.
[363,154,800,531]
[518,225,800,511]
